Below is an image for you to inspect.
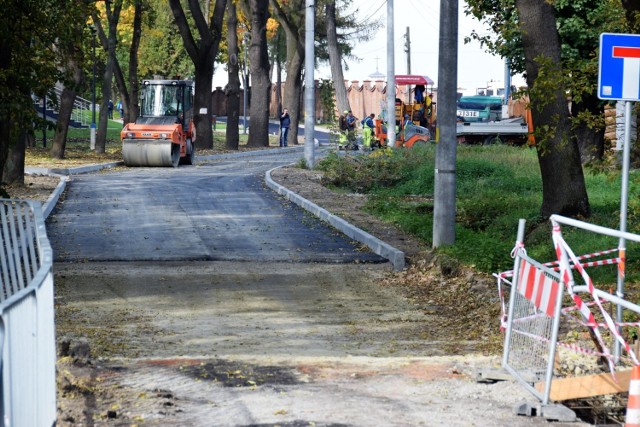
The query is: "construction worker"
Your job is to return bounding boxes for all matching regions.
[338,110,349,149]
[345,110,359,150]
[361,113,375,151]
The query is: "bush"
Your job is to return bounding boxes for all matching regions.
[317,148,410,193]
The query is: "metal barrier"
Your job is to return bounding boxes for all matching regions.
[497,215,640,408]
[0,199,56,426]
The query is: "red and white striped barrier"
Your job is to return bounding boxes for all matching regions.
[552,223,639,370]
[517,259,560,317]
[498,247,620,279]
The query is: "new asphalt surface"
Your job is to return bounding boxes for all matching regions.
[46,149,384,265]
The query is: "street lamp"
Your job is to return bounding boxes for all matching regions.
[243,33,248,135]
[90,25,97,150]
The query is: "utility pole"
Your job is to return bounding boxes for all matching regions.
[405,26,411,104]
[432,0,458,247]
[243,33,248,135]
[90,25,97,150]
[386,0,396,148]
[304,0,315,167]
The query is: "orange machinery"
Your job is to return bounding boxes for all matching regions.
[373,75,435,148]
[121,79,196,167]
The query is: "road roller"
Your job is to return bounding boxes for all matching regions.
[121,79,196,167]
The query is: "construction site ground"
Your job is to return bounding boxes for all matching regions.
[10,149,594,426]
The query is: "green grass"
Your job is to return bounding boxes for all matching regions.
[34,121,273,147]
[35,122,124,144]
[316,144,640,284]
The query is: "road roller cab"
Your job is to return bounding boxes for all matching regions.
[121,79,196,167]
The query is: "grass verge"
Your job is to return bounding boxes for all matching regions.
[316,144,640,283]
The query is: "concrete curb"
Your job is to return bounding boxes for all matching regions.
[265,166,406,272]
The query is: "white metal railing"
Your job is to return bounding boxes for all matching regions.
[34,84,92,127]
[54,84,92,127]
[0,199,56,427]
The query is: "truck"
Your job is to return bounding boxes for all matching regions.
[455,94,531,145]
[121,79,196,167]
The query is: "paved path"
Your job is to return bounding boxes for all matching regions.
[47,150,382,264]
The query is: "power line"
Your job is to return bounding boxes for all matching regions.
[361,0,386,22]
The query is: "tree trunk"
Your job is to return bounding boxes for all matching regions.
[225,0,240,150]
[93,0,122,154]
[127,0,142,124]
[3,128,26,185]
[0,30,10,182]
[275,30,283,119]
[283,39,303,145]
[572,93,605,163]
[169,0,227,150]
[270,0,304,146]
[247,0,271,148]
[51,85,77,159]
[515,0,590,218]
[52,19,86,160]
[326,1,349,115]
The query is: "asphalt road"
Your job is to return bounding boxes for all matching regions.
[46,150,382,264]
[215,116,333,145]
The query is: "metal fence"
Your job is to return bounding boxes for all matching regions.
[497,215,640,407]
[0,199,56,426]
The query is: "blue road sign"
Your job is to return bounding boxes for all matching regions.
[599,33,640,101]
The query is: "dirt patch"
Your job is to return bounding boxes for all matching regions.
[3,173,61,201]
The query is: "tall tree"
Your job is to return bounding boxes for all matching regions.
[246,0,271,147]
[466,0,627,163]
[270,0,304,146]
[93,0,123,154]
[169,0,227,150]
[50,56,85,160]
[325,1,349,114]
[126,0,143,124]
[515,0,590,217]
[51,3,94,160]
[465,0,630,216]
[0,0,71,185]
[226,0,241,150]
[137,0,193,79]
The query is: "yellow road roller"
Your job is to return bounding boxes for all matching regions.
[121,79,196,167]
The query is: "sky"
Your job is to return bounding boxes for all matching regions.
[315,0,515,94]
[212,1,520,94]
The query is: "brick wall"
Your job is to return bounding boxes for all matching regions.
[210,80,433,123]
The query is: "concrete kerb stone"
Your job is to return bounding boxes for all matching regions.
[265,165,406,272]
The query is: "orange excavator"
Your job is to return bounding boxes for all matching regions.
[373,75,435,148]
[121,79,196,167]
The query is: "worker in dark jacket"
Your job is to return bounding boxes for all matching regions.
[279,108,290,147]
